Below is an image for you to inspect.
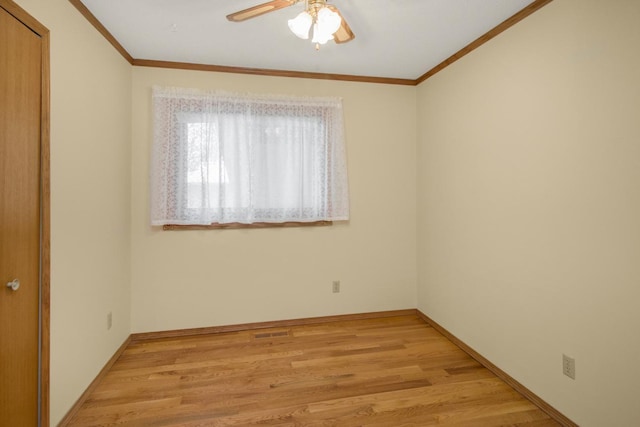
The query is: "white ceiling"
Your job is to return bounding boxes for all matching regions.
[79,0,537,81]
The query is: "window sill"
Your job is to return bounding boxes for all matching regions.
[162,221,332,231]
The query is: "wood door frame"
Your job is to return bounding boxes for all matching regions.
[0,1,50,425]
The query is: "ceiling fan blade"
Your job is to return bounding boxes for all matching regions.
[326,5,355,44]
[226,0,298,22]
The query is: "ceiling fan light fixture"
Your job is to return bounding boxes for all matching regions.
[288,11,312,39]
[227,0,355,46]
[288,4,342,47]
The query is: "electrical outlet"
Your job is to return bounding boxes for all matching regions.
[107,311,112,330]
[332,280,340,293]
[562,354,575,379]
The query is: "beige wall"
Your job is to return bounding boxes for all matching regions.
[131,67,417,333]
[416,0,640,425]
[13,0,132,425]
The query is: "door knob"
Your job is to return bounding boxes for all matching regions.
[6,279,20,291]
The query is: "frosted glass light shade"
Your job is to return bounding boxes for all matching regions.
[318,7,341,34]
[288,11,312,39]
[312,7,341,44]
[311,22,331,44]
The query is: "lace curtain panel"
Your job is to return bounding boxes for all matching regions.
[151,86,349,226]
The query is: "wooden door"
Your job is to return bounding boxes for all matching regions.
[0,4,46,426]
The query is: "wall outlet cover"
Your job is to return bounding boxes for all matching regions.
[562,354,575,379]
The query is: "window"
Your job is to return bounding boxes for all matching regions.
[150,86,349,227]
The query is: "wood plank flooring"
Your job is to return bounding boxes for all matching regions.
[65,315,560,426]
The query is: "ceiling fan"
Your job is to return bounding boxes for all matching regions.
[226,0,355,48]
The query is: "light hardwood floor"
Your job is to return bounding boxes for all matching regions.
[65,315,561,426]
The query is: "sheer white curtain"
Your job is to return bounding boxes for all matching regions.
[151,86,349,226]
